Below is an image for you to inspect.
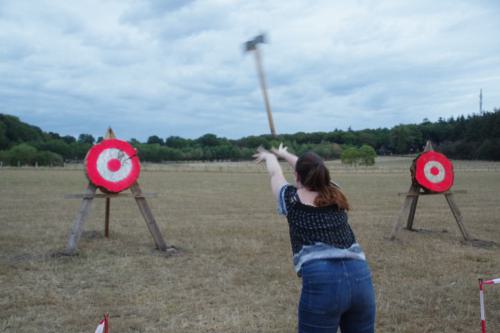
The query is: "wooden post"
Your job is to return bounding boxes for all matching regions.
[390,201,408,240]
[105,197,110,238]
[103,127,115,239]
[390,183,420,240]
[104,127,116,139]
[130,182,168,251]
[444,192,471,241]
[65,183,97,254]
[406,184,420,230]
[424,140,434,152]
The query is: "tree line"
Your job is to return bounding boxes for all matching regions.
[0,109,499,166]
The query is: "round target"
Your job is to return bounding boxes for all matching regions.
[414,151,454,193]
[85,139,140,193]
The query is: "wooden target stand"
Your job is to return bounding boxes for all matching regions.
[390,141,472,241]
[64,128,174,255]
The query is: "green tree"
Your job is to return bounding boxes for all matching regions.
[4,143,38,165]
[236,135,268,148]
[78,133,95,145]
[342,130,357,146]
[313,143,342,160]
[137,144,162,162]
[34,151,64,166]
[147,135,164,145]
[197,134,221,147]
[62,135,76,144]
[128,138,141,148]
[358,144,377,165]
[477,139,500,160]
[0,121,9,149]
[165,136,191,148]
[181,147,204,160]
[48,132,61,140]
[70,142,92,160]
[390,125,410,154]
[159,146,182,160]
[0,114,44,143]
[358,130,378,148]
[341,147,360,166]
[36,140,72,160]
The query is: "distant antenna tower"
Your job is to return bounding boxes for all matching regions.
[479,89,483,113]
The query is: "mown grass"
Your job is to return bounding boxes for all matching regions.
[1,157,499,332]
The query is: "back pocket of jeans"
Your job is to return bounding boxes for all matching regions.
[300,276,342,314]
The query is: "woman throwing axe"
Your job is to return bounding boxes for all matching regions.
[254,144,375,333]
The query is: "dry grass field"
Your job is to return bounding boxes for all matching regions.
[1,157,500,332]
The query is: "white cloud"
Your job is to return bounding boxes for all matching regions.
[0,0,499,140]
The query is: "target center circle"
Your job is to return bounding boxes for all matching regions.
[423,161,445,183]
[430,166,439,176]
[107,158,122,172]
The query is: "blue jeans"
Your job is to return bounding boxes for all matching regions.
[298,258,376,333]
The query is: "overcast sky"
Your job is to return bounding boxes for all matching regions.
[1,0,499,140]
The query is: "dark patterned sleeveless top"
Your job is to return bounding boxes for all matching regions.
[279,184,356,254]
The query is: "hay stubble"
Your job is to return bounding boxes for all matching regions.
[1,158,499,332]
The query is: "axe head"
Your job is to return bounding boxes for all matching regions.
[244,40,257,51]
[254,34,266,44]
[243,33,267,52]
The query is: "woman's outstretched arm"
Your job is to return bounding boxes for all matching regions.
[254,147,288,199]
[272,143,298,169]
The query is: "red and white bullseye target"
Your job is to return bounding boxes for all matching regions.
[85,139,140,193]
[415,151,454,193]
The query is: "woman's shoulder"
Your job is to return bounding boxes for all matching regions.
[282,184,299,199]
[279,184,299,206]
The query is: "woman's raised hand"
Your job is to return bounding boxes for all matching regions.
[271,142,298,168]
[271,142,288,158]
[253,146,274,164]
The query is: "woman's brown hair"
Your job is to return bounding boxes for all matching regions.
[295,152,350,210]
